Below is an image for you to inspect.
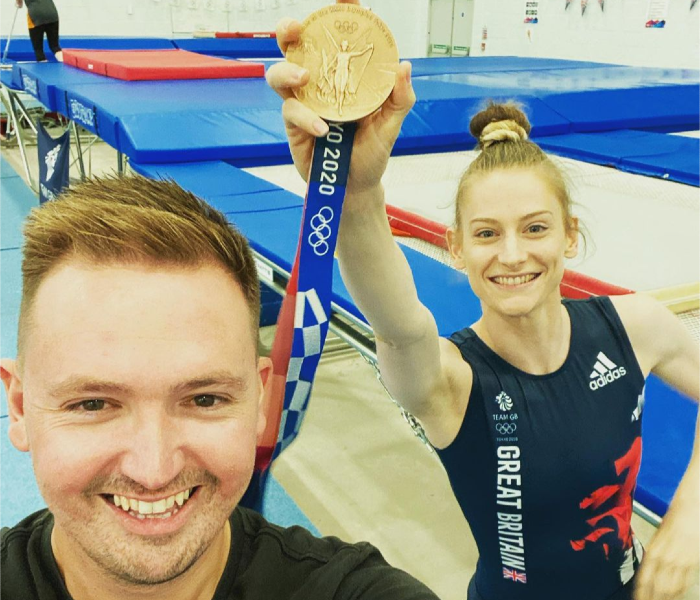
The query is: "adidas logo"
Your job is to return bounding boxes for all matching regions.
[589,351,627,391]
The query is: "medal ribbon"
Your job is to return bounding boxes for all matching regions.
[254,121,358,477]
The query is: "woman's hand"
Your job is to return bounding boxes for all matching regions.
[634,498,699,600]
[265,0,415,196]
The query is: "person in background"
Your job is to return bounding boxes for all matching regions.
[15,0,63,62]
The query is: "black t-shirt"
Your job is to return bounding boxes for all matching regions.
[438,297,646,600]
[1,507,438,600]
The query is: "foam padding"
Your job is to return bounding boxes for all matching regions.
[0,36,176,62]
[410,56,610,77]
[636,375,697,517]
[0,66,18,89]
[63,49,264,81]
[215,32,276,38]
[172,38,282,59]
[130,160,280,198]
[538,130,700,186]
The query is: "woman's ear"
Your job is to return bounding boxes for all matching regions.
[446,227,466,271]
[565,217,579,259]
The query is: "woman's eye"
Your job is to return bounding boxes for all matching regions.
[476,230,495,238]
[528,224,546,234]
[192,395,221,408]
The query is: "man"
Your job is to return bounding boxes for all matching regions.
[15,0,63,62]
[1,176,439,600]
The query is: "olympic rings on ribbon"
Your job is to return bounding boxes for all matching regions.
[308,207,335,256]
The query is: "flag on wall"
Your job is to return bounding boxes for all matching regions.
[36,121,69,203]
[691,0,697,10]
[581,0,588,14]
[599,0,605,11]
[565,0,572,9]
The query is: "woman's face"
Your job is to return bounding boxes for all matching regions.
[448,168,579,319]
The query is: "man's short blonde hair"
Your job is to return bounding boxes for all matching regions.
[17,175,260,365]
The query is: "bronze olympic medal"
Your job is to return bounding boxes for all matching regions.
[285,4,400,123]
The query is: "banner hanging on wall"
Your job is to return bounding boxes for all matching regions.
[691,0,697,11]
[598,0,605,11]
[581,0,588,15]
[565,0,572,9]
[645,0,668,26]
[524,0,539,23]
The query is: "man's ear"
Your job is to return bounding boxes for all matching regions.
[565,217,580,259]
[1,359,30,452]
[255,357,273,441]
[446,227,466,271]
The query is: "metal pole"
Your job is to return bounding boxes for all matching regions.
[71,120,86,181]
[2,6,20,65]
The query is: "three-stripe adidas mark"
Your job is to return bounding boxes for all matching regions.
[589,351,627,391]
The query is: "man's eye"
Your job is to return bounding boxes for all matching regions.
[74,399,106,412]
[192,395,222,408]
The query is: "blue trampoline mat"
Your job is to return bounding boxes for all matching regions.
[172,38,282,59]
[11,58,700,172]
[538,130,700,186]
[409,56,612,77]
[0,36,176,63]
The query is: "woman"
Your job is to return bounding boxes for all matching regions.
[266,3,699,599]
[15,0,63,62]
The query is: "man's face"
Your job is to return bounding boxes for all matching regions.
[6,260,270,584]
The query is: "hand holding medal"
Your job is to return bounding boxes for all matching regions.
[266,0,414,194]
[254,2,414,494]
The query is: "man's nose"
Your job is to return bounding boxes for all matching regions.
[119,410,185,491]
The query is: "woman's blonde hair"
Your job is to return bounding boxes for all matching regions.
[455,101,581,241]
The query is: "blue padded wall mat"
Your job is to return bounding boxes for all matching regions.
[172,38,282,59]
[409,56,610,77]
[12,59,700,167]
[0,36,176,62]
[131,160,280,197]
[543,85,700,133]
[636,376,697,517]
[0,67,18,89]
[13,62,110,113]
[538,131,700,186]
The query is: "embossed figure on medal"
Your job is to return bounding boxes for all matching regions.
[316,21,374,117]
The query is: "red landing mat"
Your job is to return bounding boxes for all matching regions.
[62,49,265,81]
[215,31,276,38]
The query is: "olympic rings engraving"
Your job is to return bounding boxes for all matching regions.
[495,422,517,435]
[308,207,335,256]
[334,20,359,34]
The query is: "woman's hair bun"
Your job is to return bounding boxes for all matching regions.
[470,101,532,149]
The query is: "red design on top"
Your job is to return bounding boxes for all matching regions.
[570,437,642,556]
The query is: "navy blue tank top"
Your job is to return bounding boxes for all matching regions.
[437,297,646,600]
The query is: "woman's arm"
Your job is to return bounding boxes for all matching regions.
[266,4,473,445]
[611,293,699,600]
